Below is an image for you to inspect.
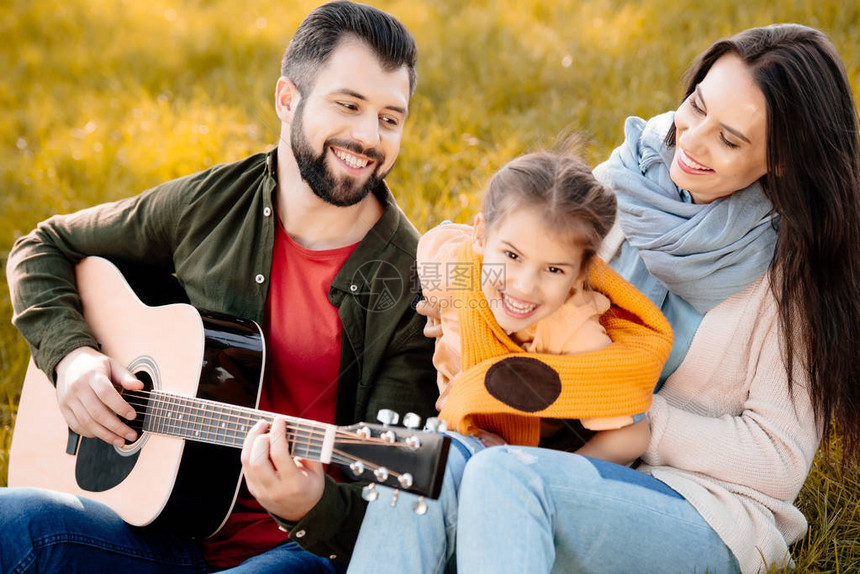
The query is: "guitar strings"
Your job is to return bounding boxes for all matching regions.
[116,407,397,478]
[120,389,417,463]
[123,388,332,439]
[116,390,418,485]
[122,389,412,445]
[122,391,330,457]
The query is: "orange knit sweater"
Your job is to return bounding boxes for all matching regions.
[438,243,673,446]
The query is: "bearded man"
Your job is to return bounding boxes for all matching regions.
[3,2,437,572]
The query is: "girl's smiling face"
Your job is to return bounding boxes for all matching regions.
[474,207,585,334]
[670,53,769,203]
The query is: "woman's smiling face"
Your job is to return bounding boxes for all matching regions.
[669,53,769,203]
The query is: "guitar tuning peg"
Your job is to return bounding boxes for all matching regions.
[412,496,428,515]
[376,409,400,426]
[390,488,400,507]
[374,467,390,482]
[362,484,379,502]
[402,412,421,429]
[423,417,447,433]
[398,473,413,489]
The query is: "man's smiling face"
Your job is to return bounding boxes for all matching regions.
[288,38,411,207]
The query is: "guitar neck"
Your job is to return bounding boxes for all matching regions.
[128,390,336,463]
[122,389,451,499]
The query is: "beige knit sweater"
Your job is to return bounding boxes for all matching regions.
[601,223,821,574]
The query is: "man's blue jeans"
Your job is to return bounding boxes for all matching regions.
[348,432,741,573]
[0,487,345,573]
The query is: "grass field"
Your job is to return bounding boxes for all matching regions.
[1,0,859,571]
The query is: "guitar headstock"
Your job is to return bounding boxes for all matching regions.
[334,411,450,501]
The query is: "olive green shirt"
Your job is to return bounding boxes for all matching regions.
[7,148,438,562]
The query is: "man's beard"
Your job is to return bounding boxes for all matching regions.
[290,101,389,207]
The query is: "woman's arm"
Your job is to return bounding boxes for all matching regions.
[643,283,821,501]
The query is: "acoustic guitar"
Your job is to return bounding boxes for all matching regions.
[8,256,450,538]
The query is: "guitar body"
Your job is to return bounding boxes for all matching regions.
[9,256,266,538]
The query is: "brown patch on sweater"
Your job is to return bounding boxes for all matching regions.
[484,357,561,412]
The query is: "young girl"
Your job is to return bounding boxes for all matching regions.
[420,151,672,459]
[348,151,673,571]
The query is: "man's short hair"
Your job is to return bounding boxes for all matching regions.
[281,0,417,96]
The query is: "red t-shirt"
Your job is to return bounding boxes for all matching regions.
[202,221,358,567]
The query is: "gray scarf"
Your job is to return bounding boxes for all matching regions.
[602,113,777,314]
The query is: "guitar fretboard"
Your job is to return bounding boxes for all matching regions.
[126,390,336,463]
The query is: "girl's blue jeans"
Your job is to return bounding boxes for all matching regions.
[348,432,741,574]
[0,487,344,574]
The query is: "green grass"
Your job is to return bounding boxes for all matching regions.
[1,0,859,570]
